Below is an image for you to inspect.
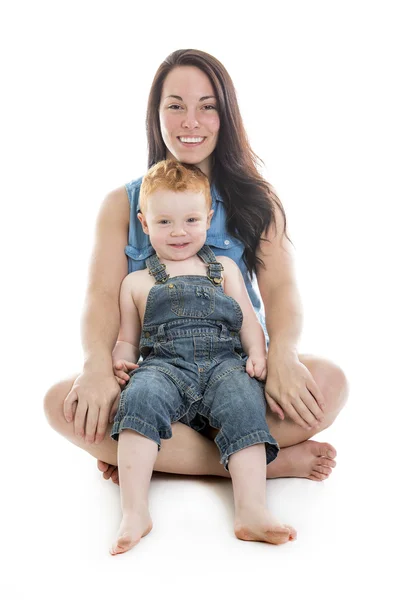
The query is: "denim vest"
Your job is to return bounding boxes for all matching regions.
[124,177,268,341]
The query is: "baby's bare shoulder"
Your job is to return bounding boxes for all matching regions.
[215,255,240,275]
[121,269,148,288]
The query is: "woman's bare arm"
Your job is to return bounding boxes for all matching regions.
[256,210,302,350]
[256,209,325,428]
[64,186,131,443]
[82,187,131,370]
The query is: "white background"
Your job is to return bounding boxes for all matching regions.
[1,1,398,598]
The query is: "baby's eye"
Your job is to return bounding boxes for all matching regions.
[187,218,198,223]
[158,219,170,224]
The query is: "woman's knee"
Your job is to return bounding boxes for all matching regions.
[300,355,349,416]
[43,375,77,431]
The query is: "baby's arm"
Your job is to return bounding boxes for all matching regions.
[218,256,267,380]
[112,273,142,386]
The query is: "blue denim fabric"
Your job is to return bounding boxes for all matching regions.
[111,246,279,470]
[124,176,269,345]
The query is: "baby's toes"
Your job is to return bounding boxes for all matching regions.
[283,525,297,541]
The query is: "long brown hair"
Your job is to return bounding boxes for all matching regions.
[146,49,288,275]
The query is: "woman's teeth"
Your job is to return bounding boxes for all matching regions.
[178,137,205,143]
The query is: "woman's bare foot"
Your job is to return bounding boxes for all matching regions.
[98,440,337,485]
[234,505,297,545]
[267,440,337,481]
[98,460,119,485]
[110,508,153,556]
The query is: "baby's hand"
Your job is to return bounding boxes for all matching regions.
[246,355,267,381]
[113,360,139,388]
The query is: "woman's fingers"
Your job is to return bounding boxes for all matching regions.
[268,389,322,429]
[73,400,88,438]
[109,395,120,424]
[281,400,312,429]
[96,403,114,443]
[63,388,78,422]
[85,405,100,443]
[265,392,285,420]
[306,376,326,411]
[301,387,324,423]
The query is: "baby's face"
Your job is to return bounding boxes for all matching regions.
[138,189,213,262]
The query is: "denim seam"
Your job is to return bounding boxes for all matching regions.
[217,430,279,471]
[138,364,202,402]
[206,365,246,390]
[111,415,171,448]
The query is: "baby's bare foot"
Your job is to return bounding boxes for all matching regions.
[234,505,297,545]
[267,441,337,481]
[110,509,153,555]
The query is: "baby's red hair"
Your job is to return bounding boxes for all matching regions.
[139,159,212,213]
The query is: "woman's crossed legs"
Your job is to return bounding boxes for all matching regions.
[44,354,348,484]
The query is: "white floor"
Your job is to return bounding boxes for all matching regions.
[4,361,397,599]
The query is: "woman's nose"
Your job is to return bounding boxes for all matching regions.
[182,109,199,129]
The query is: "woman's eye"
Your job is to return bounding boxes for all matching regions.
[168,104,182,110]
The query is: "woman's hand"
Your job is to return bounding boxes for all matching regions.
[246,355,267,381]
[63,370,122,444]
[265,347,326,429]
[113,359,140,387]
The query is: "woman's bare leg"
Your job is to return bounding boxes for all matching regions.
[265,354,348,480]
[44,374,229,478]
[43,355,348,482]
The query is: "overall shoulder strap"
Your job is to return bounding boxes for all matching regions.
[197,245,224,285]
[145,253,170,284]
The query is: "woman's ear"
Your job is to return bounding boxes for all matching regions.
[137,211,149,234]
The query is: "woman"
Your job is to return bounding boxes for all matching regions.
[44,49,348,483]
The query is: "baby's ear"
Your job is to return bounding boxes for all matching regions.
[137,211,149,234]
[207,209,214,228]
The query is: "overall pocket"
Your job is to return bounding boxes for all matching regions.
[168,283,216,318]
[153,339,177,360]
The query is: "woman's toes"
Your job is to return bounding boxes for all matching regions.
[97,460,108,472]
[320,457,336,468]
[310,470,329,481]
[313,465,332,476]
[103,466,114,480]
[318,443,337,459]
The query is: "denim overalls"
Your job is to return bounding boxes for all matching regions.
[111,246,279,470]
[123,176,269,345]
